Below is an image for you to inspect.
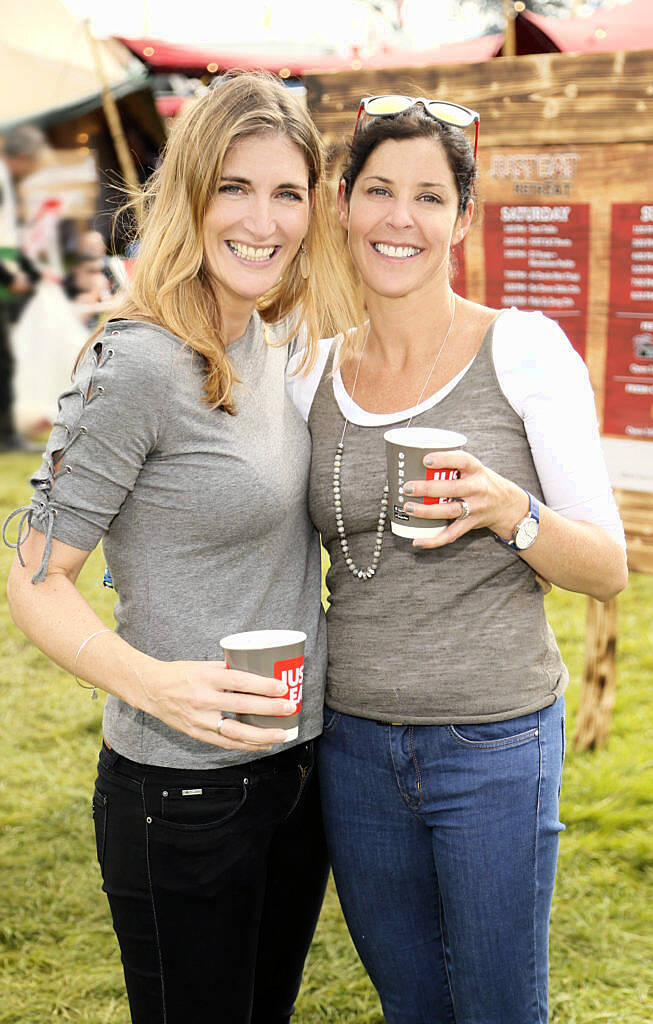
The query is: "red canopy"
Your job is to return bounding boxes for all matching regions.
[520,0,653,54]
[361,34,502,69]
[155,95,188,118]
[119,37,346,75]
[118,33,502,77]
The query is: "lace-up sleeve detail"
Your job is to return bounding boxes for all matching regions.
[3,324,173,583]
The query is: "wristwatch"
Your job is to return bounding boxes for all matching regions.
[500,491,540,551]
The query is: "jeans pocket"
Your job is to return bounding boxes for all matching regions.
[156,782,248,831]
[558,713,566,797]
[447,713,540,750]
[92,785,108,873]
[323,707,342,734]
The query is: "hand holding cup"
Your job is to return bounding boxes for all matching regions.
[135,656,298,752]
[384,427,467,539]
[220,630,305,742]
[399,446,532,550]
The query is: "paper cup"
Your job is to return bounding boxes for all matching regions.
[384,427,467,538]
[219,629,306,741]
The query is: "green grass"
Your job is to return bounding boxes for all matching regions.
[1,451,651,1023]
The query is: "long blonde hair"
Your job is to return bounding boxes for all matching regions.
[81,71,358,413]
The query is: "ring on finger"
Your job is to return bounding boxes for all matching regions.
[216,716,225,736]
[456,498,471,521]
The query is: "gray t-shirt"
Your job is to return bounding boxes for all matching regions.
[24,314,326,767]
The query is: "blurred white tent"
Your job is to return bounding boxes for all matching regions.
[1,2,161,435]
[0,0,147,128]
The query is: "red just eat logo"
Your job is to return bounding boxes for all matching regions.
[423,467,460,505]
[274,656,303,711]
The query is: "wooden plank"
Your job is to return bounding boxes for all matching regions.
[575,596,618,751]
[614,489,653,572]
[625,543,653,575]
[305,49,653,148]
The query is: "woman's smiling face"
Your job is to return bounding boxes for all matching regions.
[202,133,312,318]
[339,136,472,301]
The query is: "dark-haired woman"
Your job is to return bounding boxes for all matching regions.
[288,98,627,1023]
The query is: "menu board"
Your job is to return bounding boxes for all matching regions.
[483,203,590,359]
[603,203,653,439]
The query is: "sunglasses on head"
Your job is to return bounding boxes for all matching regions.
[353,95,480,162]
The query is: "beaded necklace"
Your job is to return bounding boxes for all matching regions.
[333,294,456,580]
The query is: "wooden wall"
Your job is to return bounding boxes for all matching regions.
[304,48,653,572]
[304,49,653,148]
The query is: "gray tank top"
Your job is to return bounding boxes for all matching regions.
[308,318,568,724]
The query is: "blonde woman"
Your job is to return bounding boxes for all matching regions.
[4,72,355,1024]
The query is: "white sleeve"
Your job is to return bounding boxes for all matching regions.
[285,336,336,423]
[492,310,626,548]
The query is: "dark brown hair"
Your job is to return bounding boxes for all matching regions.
[342,106,476,215]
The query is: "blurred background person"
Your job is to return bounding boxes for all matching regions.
[0,124,46,450]
[75,228,129,293]
[63,230,126,327]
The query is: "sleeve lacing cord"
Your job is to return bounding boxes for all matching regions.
[2,501,56,584]
[2,344,114,584]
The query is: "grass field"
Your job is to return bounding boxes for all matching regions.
[1,450,651,1023]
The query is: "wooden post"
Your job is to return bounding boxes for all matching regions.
[574,596,618,750]
[84,21,140,197]
[503,0,517,57]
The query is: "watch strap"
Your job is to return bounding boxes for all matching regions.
[496,491,540,551]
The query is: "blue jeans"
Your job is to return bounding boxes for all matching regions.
[94,739,328,1024]
[318,700,565,1024]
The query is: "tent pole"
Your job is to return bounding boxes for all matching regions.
[84,20,140,198]
[503,0,517,57]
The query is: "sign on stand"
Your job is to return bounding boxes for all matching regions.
[483,201,590,359]
[602,203,653,495]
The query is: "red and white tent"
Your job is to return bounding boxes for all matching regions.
[520,0,653,55]
[118,32,503,78]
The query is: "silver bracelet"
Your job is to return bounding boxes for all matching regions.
[73,628,112,701]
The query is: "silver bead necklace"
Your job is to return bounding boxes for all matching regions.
[333,294,457,580]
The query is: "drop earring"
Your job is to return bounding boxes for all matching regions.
[299,243,310,280]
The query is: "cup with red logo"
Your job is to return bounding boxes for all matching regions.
[384,427,468,538]
[219,629,306,741]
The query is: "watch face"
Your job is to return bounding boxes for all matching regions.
[516,517,539,549]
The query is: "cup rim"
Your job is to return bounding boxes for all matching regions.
[220,629,307,651]
[383,426,467,449]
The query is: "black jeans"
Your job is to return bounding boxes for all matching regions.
[93,739,328,1024]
